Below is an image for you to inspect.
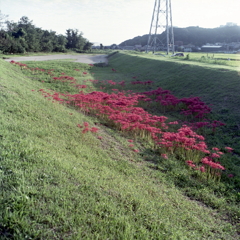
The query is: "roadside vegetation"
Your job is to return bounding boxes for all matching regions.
[0,51,240,239]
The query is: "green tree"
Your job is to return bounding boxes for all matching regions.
[66,29,86,50]
[0,15,90,53]
[53,34,67,52]
[83,41,93,51]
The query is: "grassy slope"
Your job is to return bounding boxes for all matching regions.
[0,58,239,239]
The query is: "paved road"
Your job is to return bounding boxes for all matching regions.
[4,54,108,64]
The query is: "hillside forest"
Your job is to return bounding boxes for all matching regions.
[119,25,240,48]
[0,13,93,54]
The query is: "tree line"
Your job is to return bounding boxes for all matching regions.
[119,26,240,47]
[0,13,93,53]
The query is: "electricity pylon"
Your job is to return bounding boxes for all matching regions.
[146,0,174,55]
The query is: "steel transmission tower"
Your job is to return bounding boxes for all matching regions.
[146,0,174,54]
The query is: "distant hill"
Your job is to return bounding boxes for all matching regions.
[119,26,240,47]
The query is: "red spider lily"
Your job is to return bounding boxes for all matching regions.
[128,139,134,142]
[211,120,225,132]
[200,166,206,172]
[97,136,103,139]
[90,127,99,133]
[133,149,139,153]
[201,157,225,170]
[82,128,89,134]
[211,153,221,158]
[129,144,134,147]
[83,122,89,127]
[111,68,117,72]
[168,121,178,125]
[225,146,233,152]
[186,160,196,168]
[161,153,168,159]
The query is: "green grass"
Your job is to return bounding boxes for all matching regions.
[1,54,240,239]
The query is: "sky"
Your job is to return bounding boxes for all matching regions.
[1,0,240,45]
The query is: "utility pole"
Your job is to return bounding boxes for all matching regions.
[146,0,174,55]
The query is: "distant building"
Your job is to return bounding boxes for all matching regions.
[201,45,224,52]
[121,46,135,50]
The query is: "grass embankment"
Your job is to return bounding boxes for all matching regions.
[0,54,239,239]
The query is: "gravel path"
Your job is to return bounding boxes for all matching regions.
[4,54,108,64]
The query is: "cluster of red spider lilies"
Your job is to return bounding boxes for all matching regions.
[10,60,234,180]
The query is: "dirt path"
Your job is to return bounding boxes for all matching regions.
[4,54,108,64]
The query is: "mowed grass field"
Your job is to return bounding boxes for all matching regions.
[0,52,240,239]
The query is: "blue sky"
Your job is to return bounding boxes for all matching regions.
[1,0,240,45]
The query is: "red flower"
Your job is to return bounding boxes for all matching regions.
[211,153,221,158]
[225,146,233,152]
[83,122,89,127]
[82,128,89,134]
[90,127,99,133]
[200,166,205,172]
[161,153,168,159]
